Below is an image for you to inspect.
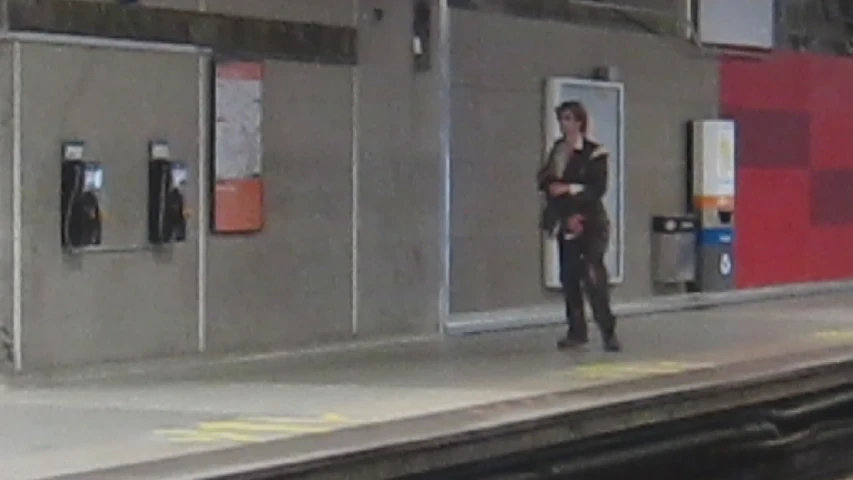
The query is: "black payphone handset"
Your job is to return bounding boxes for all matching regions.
[60,142,103,249]
[148,141,188,245]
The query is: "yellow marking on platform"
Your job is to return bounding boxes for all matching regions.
[321,413,349,423]
[815,329,853,342]
[197,421,333,434]
[573,361,714,380]
[153,428,261,444]
[238,413,351,425]
[154,413,352,445]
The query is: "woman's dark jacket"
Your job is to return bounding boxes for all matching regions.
[537,137,610,235]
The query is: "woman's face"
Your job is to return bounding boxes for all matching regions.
[559,111,582,138]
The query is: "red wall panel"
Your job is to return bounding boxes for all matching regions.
[808,227,853,280]
[720,53,811,112]
[811,169,853,226]
[807,55,853,114]
[735,168,811,288]
[722,52,853,287]
[809,111,853,169]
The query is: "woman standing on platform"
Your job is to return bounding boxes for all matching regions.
[537,100,621,352]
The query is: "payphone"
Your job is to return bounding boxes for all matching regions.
[60,141,103,248]
[147,140,188,245]
[691,120,737,291]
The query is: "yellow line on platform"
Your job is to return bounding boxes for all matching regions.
[154,413,353,445]
[574,361,715,379]
[237,413,351,424]
[154,429,261,444]
[815,330,853,341]
[197,421,333,434]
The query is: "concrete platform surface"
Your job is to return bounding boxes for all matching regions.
[4,293,853,479]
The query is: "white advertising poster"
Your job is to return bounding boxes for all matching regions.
[542,77,625,288]
[214,61,264,180]
[693,119,736,198]
[714,120,736,195]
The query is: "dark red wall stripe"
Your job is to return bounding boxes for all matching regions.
[808,227,853,280]
[723,108,810,169]
[810,169,853,226]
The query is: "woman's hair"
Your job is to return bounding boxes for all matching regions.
[554,100,588,134]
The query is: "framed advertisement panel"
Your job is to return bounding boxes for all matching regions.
[542,77,625,288]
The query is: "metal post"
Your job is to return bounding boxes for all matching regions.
[11,40,22,371]
[350,0,362,337]
[437,0,451,332]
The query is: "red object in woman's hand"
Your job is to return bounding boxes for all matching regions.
[567,214,584,234]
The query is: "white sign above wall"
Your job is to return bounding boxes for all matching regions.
[696,0,775,50]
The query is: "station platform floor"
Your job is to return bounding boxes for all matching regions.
[5,292,853,479]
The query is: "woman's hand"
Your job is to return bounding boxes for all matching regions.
[548,182,573,196]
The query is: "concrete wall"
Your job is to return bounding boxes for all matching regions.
[350,0,444,340]
[10,0,445,370]
[449,10,719,314]
[204,59,355,352]
[204,0,443,352]
[162,0,444,347]
[17,43,202,369]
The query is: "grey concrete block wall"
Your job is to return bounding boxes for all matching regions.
[351,0,444,339]
[82,0,362,352]
[205,0,444,351]
[17,43,202,369]
[36,1,444,359]
[203,60,356,353]
[449,10,719,314]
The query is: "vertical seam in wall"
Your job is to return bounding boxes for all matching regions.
[350,0,361,337]
[616,83,626,285]
[11,40,22,371]
[196,53,208,353]
[437,0,451,332]
[197,0,208,353]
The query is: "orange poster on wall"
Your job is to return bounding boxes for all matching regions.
[213,178,264,233]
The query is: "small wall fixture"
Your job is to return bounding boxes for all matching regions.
[413,0,432,72]
[592,65,621,82]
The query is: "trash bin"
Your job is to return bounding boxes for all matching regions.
[651,215,697,284]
